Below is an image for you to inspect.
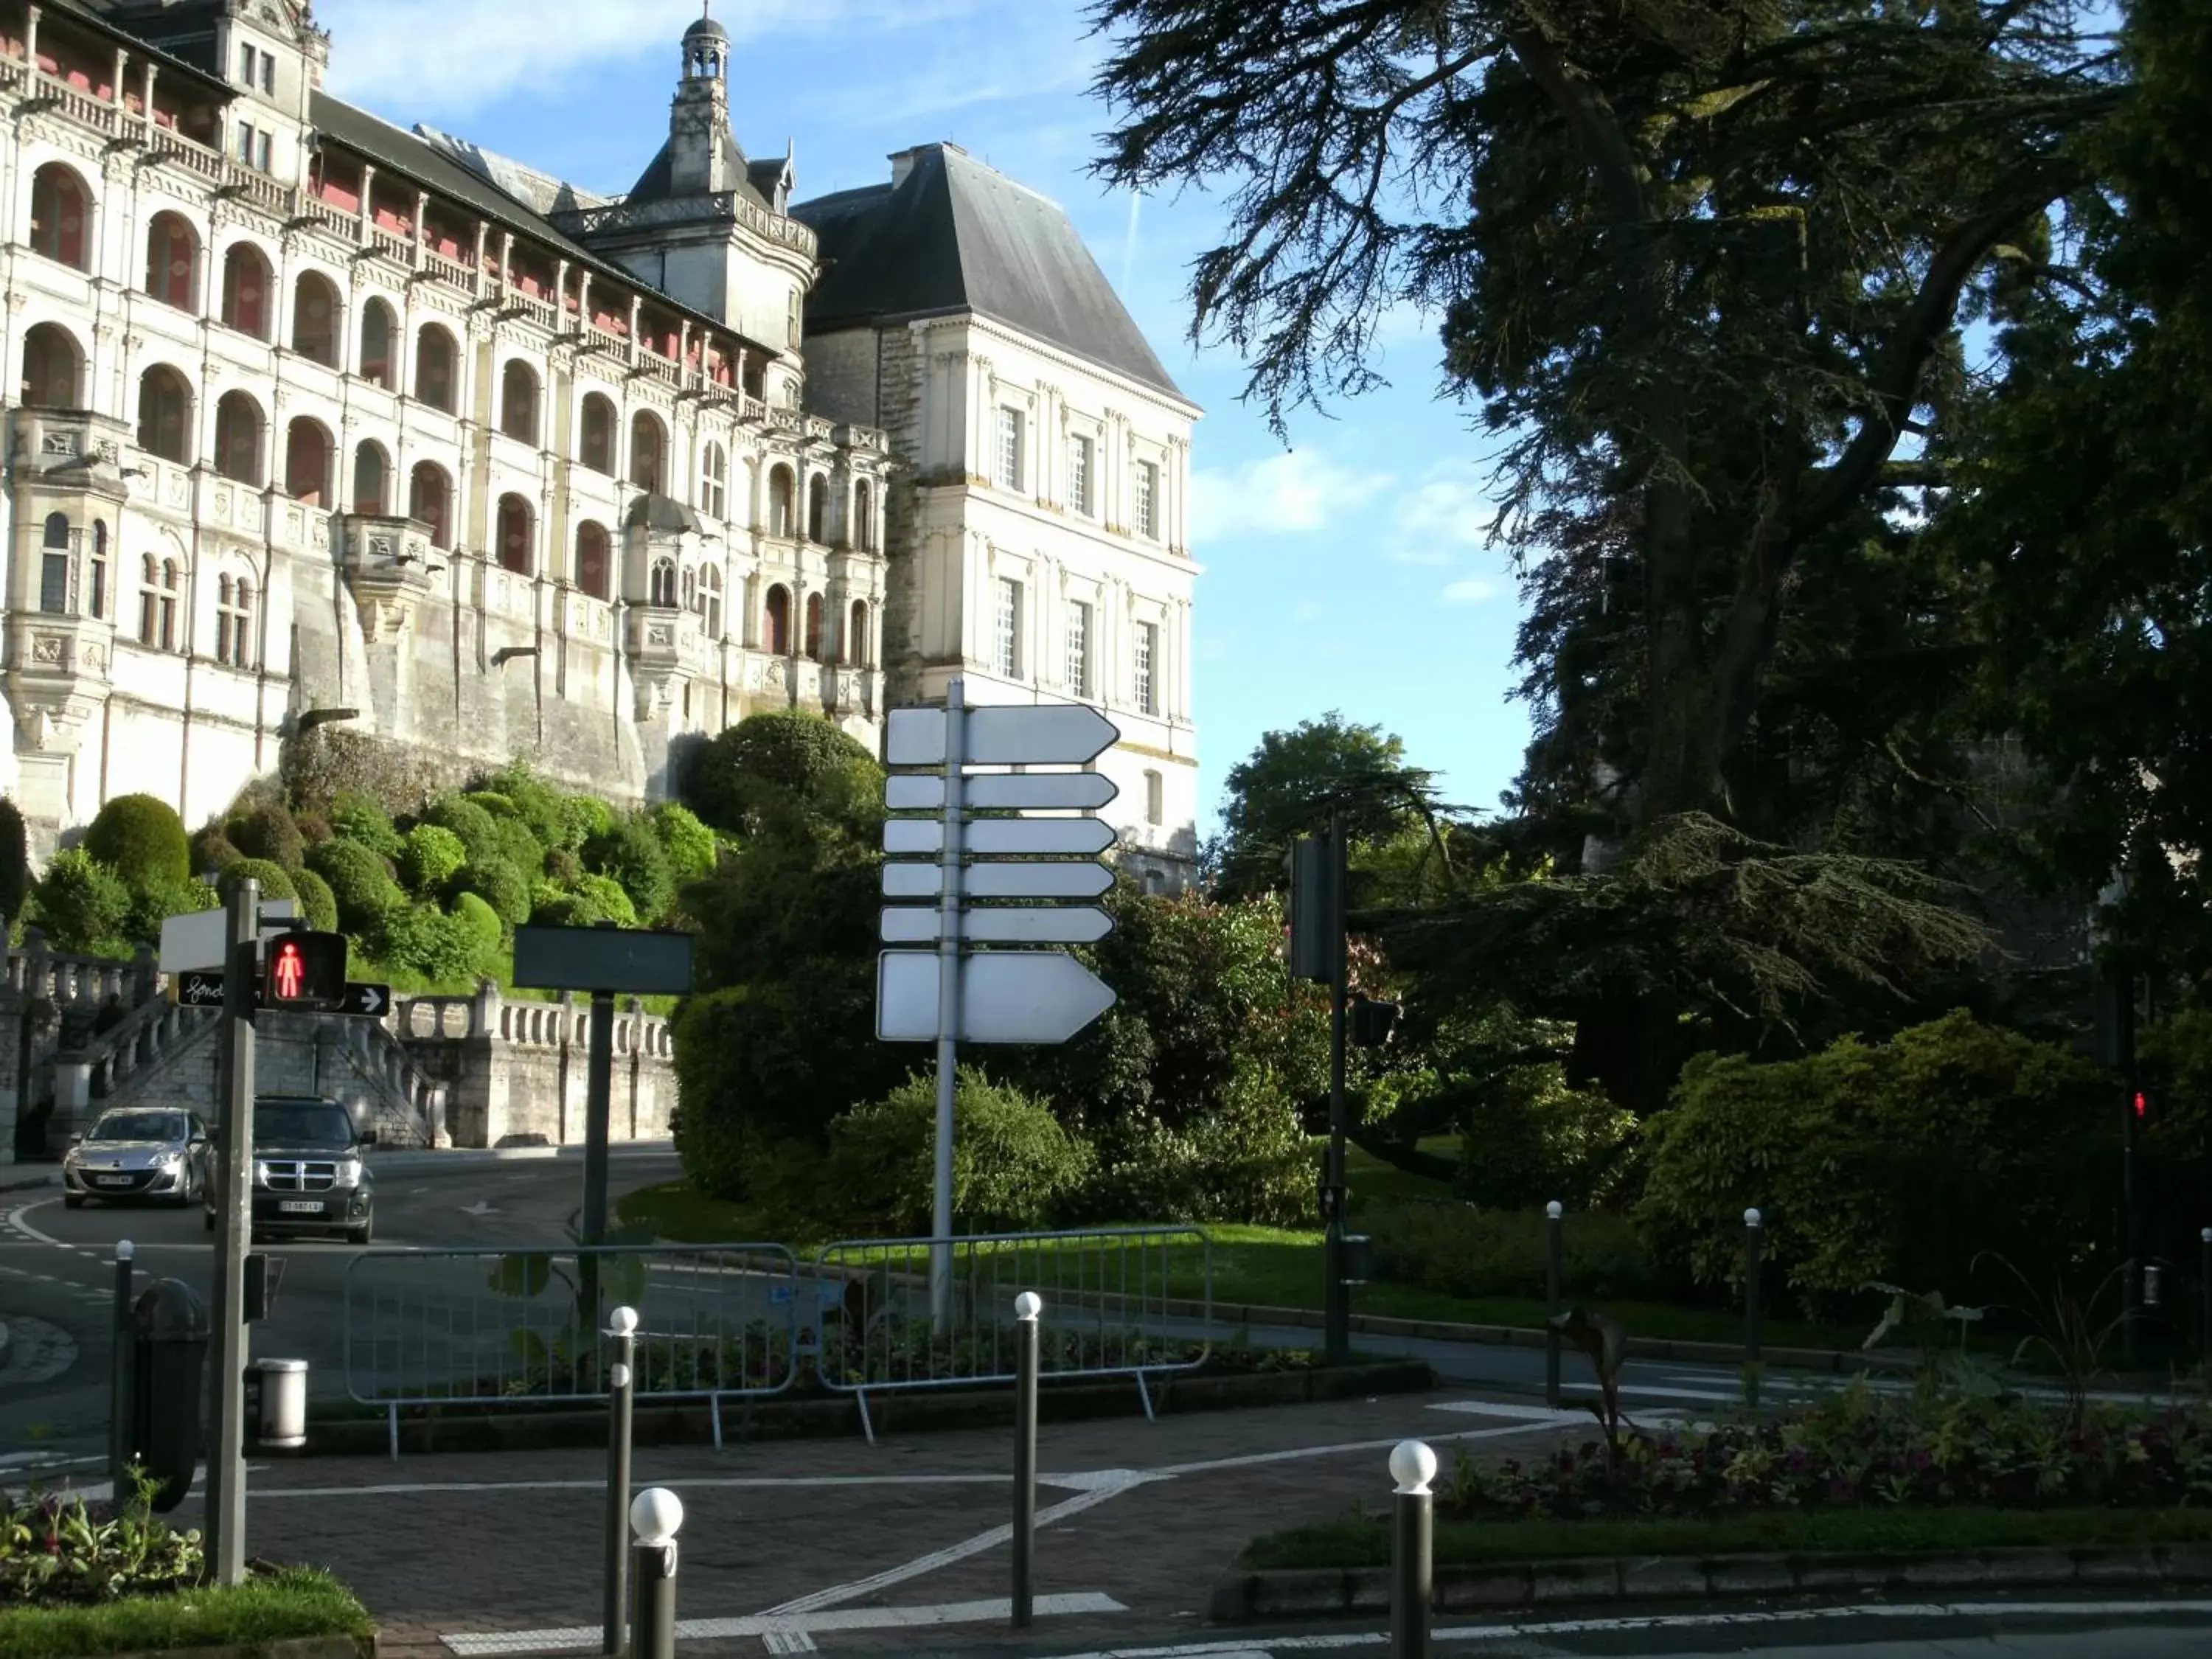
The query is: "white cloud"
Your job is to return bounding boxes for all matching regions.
[1441,577,1496,605]
[1189,450,1391,546]
[1392,460,1501,553]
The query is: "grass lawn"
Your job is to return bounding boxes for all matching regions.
[0,1567,371,1659]
[1242,1505,2212,1571]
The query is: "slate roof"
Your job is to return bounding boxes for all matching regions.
[625,493,703,534]
[625,132,773,215]
[792,144,1185,403]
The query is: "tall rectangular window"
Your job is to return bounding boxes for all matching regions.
[239,43,255,83]
[237,121,254,164]
[995,407,1023,491]
[1135,460,1159,539]
[1069,435,1093,515]
[1144,770,1164,827]
[260,51,275,94]
[1134,621,1158,715]
[40,552,72,614]
[995,577,1023,678]
[1065,599,1091,698]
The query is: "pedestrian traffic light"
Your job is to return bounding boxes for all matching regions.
[1349,995,1402,1048]
[262,931,347,1011]
[2133,1086,2159,1126]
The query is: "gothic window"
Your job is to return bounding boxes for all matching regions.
[136,365,192,463]
[29,164,91,271]
[20,323,82,409]
[629,411,664,492]
[849,599,870,669]
[495,493,534,575]
[214,392,265,486]
[216,574,256,668]
[409,462,453,549]
[806,474,828,543]
[415,326,459,413]
[804,593,825,661]
[284,417,333,504]
[575,522,611,599]
[220,243,273,339]
[291,271,341,366]
[40,514,73,614]
[698,442,727,518]
[143,212,198,308]
[763,585,790,655]
[500,361,540,445]
[352,441,390,515]
[649,557,677,608]
[579,394,616,474]
[358,298,397,387]
[768,466,796,538]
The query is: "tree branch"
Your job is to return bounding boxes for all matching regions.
[1504,22,1649,225]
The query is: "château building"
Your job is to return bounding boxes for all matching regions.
[0,0,1199,885]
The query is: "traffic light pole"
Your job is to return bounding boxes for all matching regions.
[205,877,257,1586]
[2124,1079,2140,1368]
[1324,815,1350,1370]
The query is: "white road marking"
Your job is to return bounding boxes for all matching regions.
[2,1197,84,1252]
[440,1590,1126,1655]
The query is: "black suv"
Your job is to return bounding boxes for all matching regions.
[203,1095,376,1244]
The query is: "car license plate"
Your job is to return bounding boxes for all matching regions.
[278,1200,322,1214]
[95,1176,131,1187]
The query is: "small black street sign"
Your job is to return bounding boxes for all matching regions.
[344,982,393,1018]
[512,925,695,995]
[175,971,228,1007]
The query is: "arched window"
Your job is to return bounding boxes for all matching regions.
[415,325,458,412]
[574,522,610,599]
[495,493,533,575]
[763,584,790,655]
[409,462,453,549]
[849,599,870,669]
[806,474,829,543]
[88,521,108,620]
[20,322,82,408]
[804,592,824,660]
[136,365,192,463]
[216,575,255,668]
[650,557,678,608]
[291,271,341,366]
[283,417,332,504]
[629,411,665,492]
[767,465,795,538]
[28,164,91,271]
[359,298,397,388]
[214,391,265,486]
[698,442,726,518]
[499,361,539,444]
[855,481,874,551]
[579,393,616,474]
[700,566,723,639]
[352,441,390,515]
[139,556,181,650]
[143,212,198,308]
[39,513,73,614]
[220,243,273,338]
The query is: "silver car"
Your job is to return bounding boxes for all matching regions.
[61,1107,210,1208]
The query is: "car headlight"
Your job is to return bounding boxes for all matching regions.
[156,1150,183,1169]
[253,1160,271,1186]
[333,1158,364,1189]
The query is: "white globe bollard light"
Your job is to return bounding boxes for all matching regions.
[1011,1290,1045,1629]
[602,1304,641,1656]
[1543,1201,1565,1408]
[1545,1200,1562,1221]
[608,1304,639,1339]
[1388,1439,1436,1658]
[629,1487,684,1659]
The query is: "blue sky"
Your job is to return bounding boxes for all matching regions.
[315,0,1532,830]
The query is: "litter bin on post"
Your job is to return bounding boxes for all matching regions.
[130,1279,209,1513]
[251,1359,308,1451]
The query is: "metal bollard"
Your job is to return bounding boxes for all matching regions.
[629,1487,681,1659]
[1389,1439,1435,1659]
[1543,1201,1562,1408]
[1744,1208,1766,1408]
[108,1240,135,1484]
[1011,1290,1041,1629]
[604,1305,639,1659]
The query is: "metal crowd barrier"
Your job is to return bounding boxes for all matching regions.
[342,1242,799,1457]
[811,1225,1214,1442]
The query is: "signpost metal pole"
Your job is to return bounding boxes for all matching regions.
[930,675,967,1328]
[604,1306,638,1659]
[1323,815,1350,1368]
[1011,1290,1041,1629]
[108,1239,134,1483]
[1744,1208,1766,1408]
[1544,1201,1563,1409]
[206,877,257,1586]
[581,983,615,1332]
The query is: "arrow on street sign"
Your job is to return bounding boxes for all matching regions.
[885,772,1120,813]
[886,703,1119,768]
[883,860,1114,901]
[884,817,1117,858]
[875,950,1117,1043]
[880,905,1115,945]
[344,982,392,1018]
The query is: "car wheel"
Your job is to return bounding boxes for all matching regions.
[64,1192,84,1210]
[347,1216,373,1245]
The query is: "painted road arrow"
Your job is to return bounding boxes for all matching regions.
[886,703,1119,768]
[879,905,1116,945]
[885,772,1120,813]
[875,950,1117,1043]
[883,818,1117,858]
[882,860,1114,901]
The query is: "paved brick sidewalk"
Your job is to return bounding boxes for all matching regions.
[174,1391,1582,1656]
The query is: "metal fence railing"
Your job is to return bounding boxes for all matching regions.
[810,1225,1214,1442]
[342,1243,799,1456]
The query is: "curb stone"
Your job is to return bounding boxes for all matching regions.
[1210,1541,2212,1621]
[35,1638,372,1659]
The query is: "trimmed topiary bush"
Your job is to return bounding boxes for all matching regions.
[423,796,500,862]
[369,902,481,983]
[465,790,518,821]
[307,838,404,933]
[651,802,717,882]
[227,802,305,871]
[489,815,544,880]
[448,857,530,928]
[330,791,404,859]
[217,858,297,905]
[0,796,28,927]
[684,710,876,836]
[479,765,570,849]
[584,816,674,922]
[453,891,504,956]
[83,794,190,894]
[534,872,637,928]
[190,824,245,877]
[559,794,616,849]
[397,824,468,896]
[293,866,339,933]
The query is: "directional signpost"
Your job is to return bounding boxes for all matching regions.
[877,678,1122,1324]
[173,972,393,1017]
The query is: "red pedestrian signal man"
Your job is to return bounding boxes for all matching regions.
[271,939,307,1001]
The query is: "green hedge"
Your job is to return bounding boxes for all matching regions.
[83,794,189,894]
[585,817,674,922]
[422,796,500,861]
[227,802,304,871]
[307,838,403,933]
[398,823,467,895]
[1367,1200,1687,1303]
[449,856,530,927]
[293,866,339,933]
[217,858,296,904]
[330,790,404,858]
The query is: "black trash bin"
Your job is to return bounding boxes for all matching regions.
[129,1279,209,1512]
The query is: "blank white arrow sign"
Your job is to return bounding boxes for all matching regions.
[886,773,1120,813]
[882,861,1113,900]
[880,905,1115,945]
[876,950,1116,1043]
[884,818,1116,858]
[886,703,1119,768]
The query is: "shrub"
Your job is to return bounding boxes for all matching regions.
[422,796,500,861]
[812,1067,1095,1235]
[533,872,636,928]
[478,764,571,849]
[190,825,244,877]
[448,856,531,928]
[293,866,339,933]
[217,858,296,905]
[83,794,189,894]
[1638,1010,2106,1317]
[651,802,717,882]
[307,838,403,933]
[1367,1200,1686,1304]
[330,791,404,859]
[30,849,134,956]
[684,710,877,837]
[584,817,674,922]
[226,801,305,871]
[560,793,616,849]
[397,824,468,895]
[1074,1068,1315,1226]
[0,796,27,926]
[545,846,582,885]
[453,891,504,957]
[296,813,333,847]
[465,790,518,821]
[489,814,544,879]
[126,877,218,947]
[369,902,481,984]
[1451,1066,1642,1214]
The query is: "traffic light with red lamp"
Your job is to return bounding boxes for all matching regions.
[2132,1085,2160,1127]
[262,931,348,1011]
